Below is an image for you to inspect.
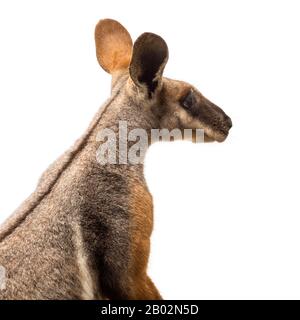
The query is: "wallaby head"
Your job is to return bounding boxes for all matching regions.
[95,19,232,143]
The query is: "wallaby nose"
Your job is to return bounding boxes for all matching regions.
[224,115,232,129]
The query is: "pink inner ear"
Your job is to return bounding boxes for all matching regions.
[95,19,133,74]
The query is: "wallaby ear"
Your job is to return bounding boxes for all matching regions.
[129,33,169,97]
[95,19,133,74]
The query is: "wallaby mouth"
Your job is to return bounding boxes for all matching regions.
[203,114,232,142]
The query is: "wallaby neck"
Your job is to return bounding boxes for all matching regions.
[85,77,158,182]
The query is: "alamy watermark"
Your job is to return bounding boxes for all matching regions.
[0,265,6,290]
[96,121,204,165]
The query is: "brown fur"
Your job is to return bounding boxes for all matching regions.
[0,19,232,300]
[127,182,161,299]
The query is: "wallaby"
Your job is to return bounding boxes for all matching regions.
[0,19,232,300]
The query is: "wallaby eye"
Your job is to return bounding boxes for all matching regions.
[180,90,196,109]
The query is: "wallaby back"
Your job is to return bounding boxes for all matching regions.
[0,92,119,243]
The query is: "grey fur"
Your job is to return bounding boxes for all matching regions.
[0,19,232,300]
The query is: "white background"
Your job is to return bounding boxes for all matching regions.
[0,0,300,299]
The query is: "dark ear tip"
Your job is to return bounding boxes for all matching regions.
[133,32,169,58]
[136,32,167,45]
